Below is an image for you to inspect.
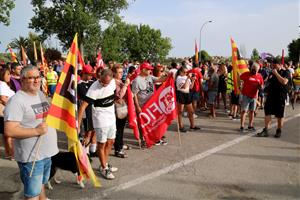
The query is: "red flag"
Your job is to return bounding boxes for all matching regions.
[139,75,177,147]
[127,86,139,140]
[96,50,105,69]
[78,50,85,70]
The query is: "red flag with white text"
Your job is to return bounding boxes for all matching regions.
[139,75,177,147]
[127,86,139,140]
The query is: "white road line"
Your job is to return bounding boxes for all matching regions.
[91,113,300,199]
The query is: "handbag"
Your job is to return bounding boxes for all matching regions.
[115,100,128,119]
[0,103,4,117]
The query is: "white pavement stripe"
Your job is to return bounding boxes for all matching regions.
[95,113,300,199]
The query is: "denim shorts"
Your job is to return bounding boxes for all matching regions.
[189,91,200,101]
[207,91,218,105]
[294,85,300,92]
[18,157,51,198]
[95,124,116,143]
[241,95,256,111]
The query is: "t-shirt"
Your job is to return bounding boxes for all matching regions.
[240,72,264,98]
[176,75,191,93]
[85,80,116,128]
[208,72,219,92]
[0,81,15,98]
[188,68,203,92]
[131,75,158,107]
[10,77,21,92]
[169,68,178,79]
[4,90,58,162]
[78,80,94,119]
[267,69,290,101]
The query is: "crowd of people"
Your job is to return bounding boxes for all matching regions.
[0,56,299,199]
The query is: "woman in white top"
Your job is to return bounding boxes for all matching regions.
[0,67,15,160]
[176,66,200,132]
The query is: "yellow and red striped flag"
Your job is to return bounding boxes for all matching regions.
[40,42,48,72]
[8,46,18,63]
[46,34,100,187]
[195,39,199,65]
[21,46,29,66]
[231,38,249,95]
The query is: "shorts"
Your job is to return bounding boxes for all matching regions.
[264,97,285,118]
[189,91,200,101]
[17,157,51,198]
[95,124,116,143]
[241,95,256,111]
[294,85,300,92]
[0,117,4,134]
[207,91,218,105]
[176,91,192,105]
[230,92,240,105]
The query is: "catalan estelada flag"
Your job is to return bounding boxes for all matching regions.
[231,38,249,95]
[33,41,38,61]
[21,46,29,66]
[46,34,100,187]
[7,46,18,63]
[195,39,199,65]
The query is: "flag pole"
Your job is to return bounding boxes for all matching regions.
[176,108,182,146]
[29,136,43,177]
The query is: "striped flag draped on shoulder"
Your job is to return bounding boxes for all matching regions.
[231,38,249,95]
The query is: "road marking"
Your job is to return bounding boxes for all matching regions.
[93,113,300,198]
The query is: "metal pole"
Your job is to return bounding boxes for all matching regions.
[199,20,212,64]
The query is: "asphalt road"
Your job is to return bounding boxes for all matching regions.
[1,104,299,200]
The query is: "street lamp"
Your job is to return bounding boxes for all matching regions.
[199,20,213,63]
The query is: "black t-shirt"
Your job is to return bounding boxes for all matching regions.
[267,69,290,101]
[78,80,94,118]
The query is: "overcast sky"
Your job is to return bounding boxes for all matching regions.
[0,0,299,58]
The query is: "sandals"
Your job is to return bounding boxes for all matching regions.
[122,144,132,150]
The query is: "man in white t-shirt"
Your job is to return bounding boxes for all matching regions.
[78,69,117,180]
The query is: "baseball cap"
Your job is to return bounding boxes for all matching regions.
[81,64,94,74]
[140,62,153,70]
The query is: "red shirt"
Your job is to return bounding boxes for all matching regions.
[240,71,264,98]
[188,68,203,92]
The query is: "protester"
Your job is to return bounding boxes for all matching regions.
[169,62,178,79]
[239,62,264,132]
[4,65,58,199]
[9,62,22,92]
[207,64,219,118]
[188,62,203,117]
[175,66,200,132]
[257,60,290,138]
[217,63,228,111]
[46,65,58,97]
[131,62,168,146]
[0,67,15,160]
[293,62,300,104]
[78,65,96,157]
[78,68,118,180]
[112,64,130,158]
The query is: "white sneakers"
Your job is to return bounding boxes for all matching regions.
[100,163,118,180]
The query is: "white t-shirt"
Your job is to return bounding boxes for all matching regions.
[85,80,116,128]
[176,75,191,93]
[0,81,15,98]
[169,68,178,79]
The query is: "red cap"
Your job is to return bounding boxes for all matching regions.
[81,64,94,74]
[140,62,153,70]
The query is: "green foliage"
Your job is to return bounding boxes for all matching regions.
[200,50,211,62]
[288,38,300,64]
[8,36,29,59]
[0,53,11,63]
[0,0,15,26]
[45,48,61,61]
[29,0,129,50]
[101,21,172,62]
[251,48,260,61]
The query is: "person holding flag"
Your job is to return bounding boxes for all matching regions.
[78,68,118,180]
[4,65,59,200]
[131,62,168,146]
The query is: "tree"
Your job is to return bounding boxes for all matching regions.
[0,0,15,26]
[29,0,130,52]
[288,38,300,64]
[200,50,211,62]
[8,36,29,60]
[45,48,61,61]
[251,48,260,61]
[101,21,172,62]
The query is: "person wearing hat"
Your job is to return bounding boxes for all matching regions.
[46,65,58,97]
[131,62,168,146]
[78,65,97,156]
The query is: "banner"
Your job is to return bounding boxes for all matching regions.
[127,86,139,140]
[139,75,177,147]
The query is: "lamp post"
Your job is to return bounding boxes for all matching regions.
[199,20,213,63]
